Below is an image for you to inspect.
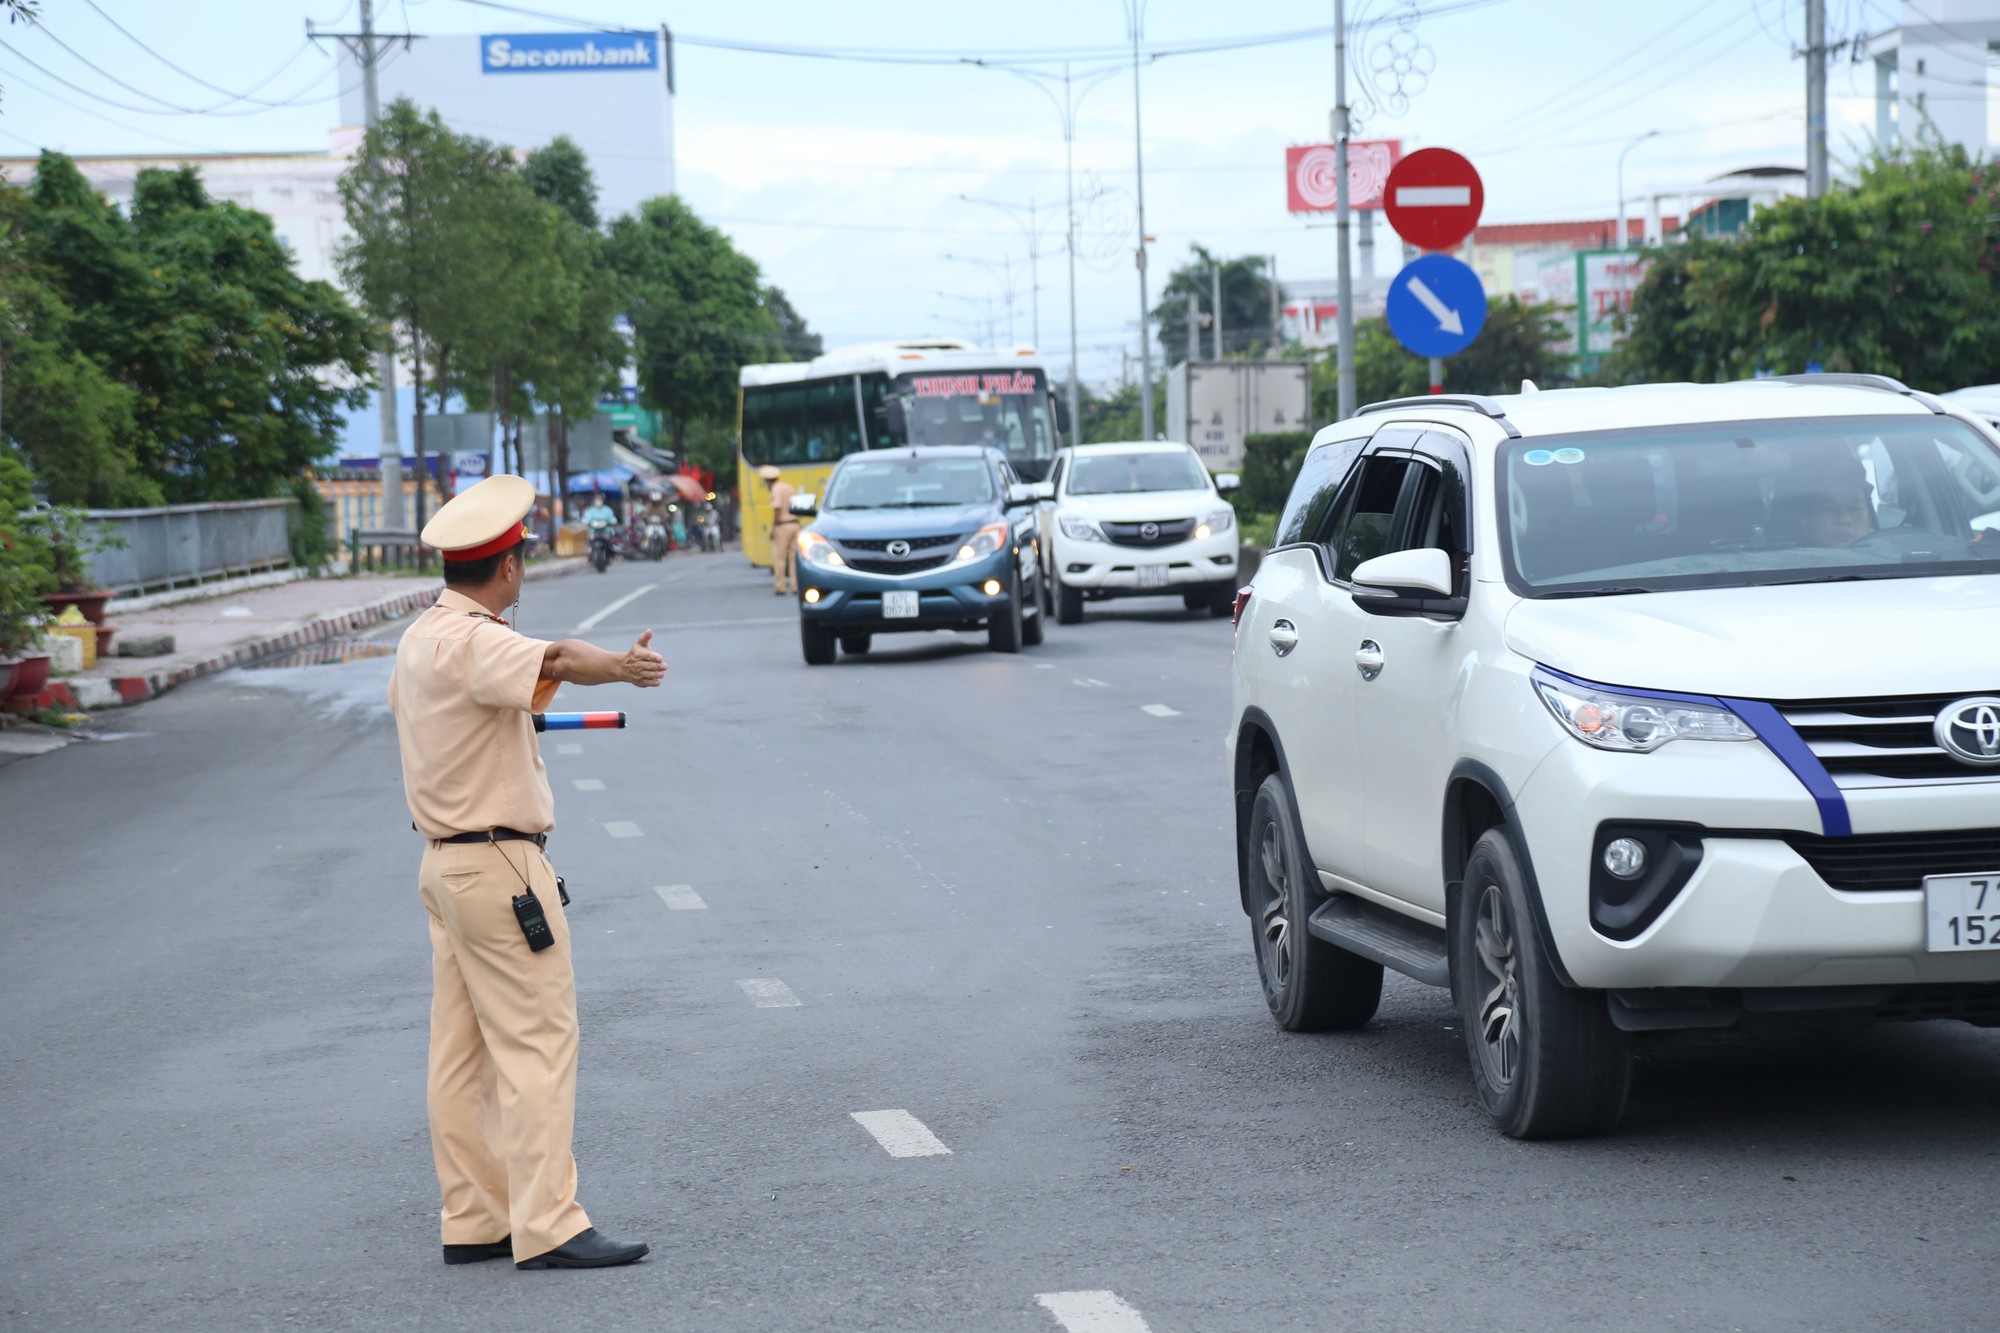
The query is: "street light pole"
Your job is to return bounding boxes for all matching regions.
[1063,68,1081,439]
[1333,0,1355,421]
[358,0,405,528]
[1616,129,1659,252]
[1127,2,1155,440]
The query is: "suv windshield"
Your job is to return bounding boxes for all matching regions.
[824,455,995,510]
[1500,416,2000,595]
[1068,450,1209,495]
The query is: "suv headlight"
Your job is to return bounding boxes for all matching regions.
[1195,507,1236,540]
[796,530,844,568]
[1532,667,1755,752]
[1058,514,1104,542]
[955,522,1010,562]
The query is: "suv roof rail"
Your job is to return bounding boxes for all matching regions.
[1768,372,1947,414]
[1352,394,1523,439]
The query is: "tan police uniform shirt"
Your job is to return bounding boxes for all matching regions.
[770,480,797,525]
[388,588,561,839]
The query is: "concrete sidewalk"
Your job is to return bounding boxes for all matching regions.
[10,557,584,714]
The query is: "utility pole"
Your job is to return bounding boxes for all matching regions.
[1063,68,1081,441]
[345,0,405,528]
[1804,0,1828,197]
[1128,5,1155,440]
[1333,0,1356,421]
[1187,291,1200,365]
[1269,254,1280,355]
[1211,262,1223,361]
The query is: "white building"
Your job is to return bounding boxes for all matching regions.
[1867,1,1997,156]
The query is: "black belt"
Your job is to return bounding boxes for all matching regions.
[433,827,548,849]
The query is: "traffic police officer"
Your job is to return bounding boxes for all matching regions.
[388,474,665,1270]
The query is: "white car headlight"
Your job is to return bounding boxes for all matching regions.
[1532,667,1755,752]
[796,530,844,568]
[1058,514,1104,542]
[1195,507,1236,540]
[955,522,1010,562]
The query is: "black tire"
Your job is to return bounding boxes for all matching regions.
[839,631,872,656]
[1021,572,1046,646]
[1183,592,1207,612]
[591,546,609,573]
[801,621,836,666]
[987,573,1023,653]
[1454,829,1631,1139]
[1246,773,1383,1032]
[1055,574,1084,625]
[1209,586,1234,618]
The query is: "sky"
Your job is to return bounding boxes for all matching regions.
[0,0,1987,388]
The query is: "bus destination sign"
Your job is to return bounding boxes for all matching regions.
[910,372,1040,398]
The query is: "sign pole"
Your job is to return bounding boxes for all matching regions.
[1333,0,1356,421]
[1429,357,1443,395]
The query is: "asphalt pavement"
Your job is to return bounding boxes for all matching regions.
[3,551,1997,1331]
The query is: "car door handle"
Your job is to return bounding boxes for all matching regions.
[1268,620,1298,656]
[1354,639,1384,681]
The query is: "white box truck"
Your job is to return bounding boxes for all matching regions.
[1165,360,1312,472]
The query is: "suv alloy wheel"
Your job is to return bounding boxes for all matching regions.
[1453,829,1631,1138]
[1247,773,1383,1031]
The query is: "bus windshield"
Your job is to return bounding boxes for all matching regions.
[894,369,1056,477]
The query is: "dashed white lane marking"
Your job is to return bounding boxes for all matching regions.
[574,582,659,633]
[603,821,643,839]
[1033,663,1057,669]
[572,777,606,791]
[849,1109,951,1158]
[655,884,707,910]
[1074,677,1109,688]
[1140,704,1181,718]
[737,977,803,1008]
[1035,1291,1152,1332]
[555,742,583,755]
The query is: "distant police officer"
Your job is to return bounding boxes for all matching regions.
[761,463,799,595]
[387,475,665,1270]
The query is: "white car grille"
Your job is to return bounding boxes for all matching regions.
[1775,692,2000,789]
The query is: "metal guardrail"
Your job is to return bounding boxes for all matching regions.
[349,527,429,572]
[82,499,297,595]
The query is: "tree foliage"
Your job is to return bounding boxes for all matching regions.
[1154,247,1279,362]
[521,135,599,231]
[1605,146,2000,390]
[1311,297,1573,420]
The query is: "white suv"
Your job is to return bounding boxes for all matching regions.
[1228,376,2000,1139]
[1038,440,1240,622]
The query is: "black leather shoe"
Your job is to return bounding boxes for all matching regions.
[442,1237,512,1265]
[515,1227,650,1270]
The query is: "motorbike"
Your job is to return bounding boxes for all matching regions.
[587,519,616,573]
[642,514,668,562]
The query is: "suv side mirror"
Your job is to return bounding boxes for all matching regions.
[1351,548,1455,599]
[789,493,817,518]
[1006,482,1049,508]
[1213,471,1241,493]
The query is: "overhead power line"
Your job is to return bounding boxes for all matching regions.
[75,0,324,109]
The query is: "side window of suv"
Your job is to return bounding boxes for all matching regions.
[1326,455,1420,581]
[1274,436,1366,547]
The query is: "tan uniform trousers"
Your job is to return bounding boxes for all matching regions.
[771,520,800,593]
[418,839,590,1263]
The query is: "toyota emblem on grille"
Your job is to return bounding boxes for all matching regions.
[886,540,911,557]
[1936,696,2000,767]
[1140,522,1160,541]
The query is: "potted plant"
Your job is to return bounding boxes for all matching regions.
[0,456,56,705]
[34,506,118,626]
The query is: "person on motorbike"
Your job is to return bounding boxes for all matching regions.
[582,492,619,570]
[582,492,618,531]
[636,488,671,560]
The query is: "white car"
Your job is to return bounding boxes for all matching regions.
[1037,440,1240,623]
[1228,376,2000,1139]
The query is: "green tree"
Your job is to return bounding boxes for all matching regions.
[605,196,781,456]
[1154,246,1278,362]
[763,285,822,361]
[1078,379,1165,443]
[1311,297,1573,422]
[521,135,599,232]
[1607,146,2000,389]
[0,451,56,657]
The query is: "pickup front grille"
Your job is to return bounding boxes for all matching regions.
[1102,518,1196,548]
[1773,692,2000,787]
[836,533,961,553]
[845,554,951,576]
[1781,828,2000,892]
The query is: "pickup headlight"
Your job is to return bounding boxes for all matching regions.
[1195,507,1236,540]
[796,530,844,568]
[955,522,1010,562]
[1058,514,1104,542]
[1532,667,1755,752]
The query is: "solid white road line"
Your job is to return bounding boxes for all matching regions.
[1140,704,1181,718]
[1035,1291,1152,1333]
[555,742,583,756]
[574,583,658,633]
[737,977,803,1008]
[849,1109,951,1158]
[572,778,606,791]
[603,821,642,839]
[655,884,707,910]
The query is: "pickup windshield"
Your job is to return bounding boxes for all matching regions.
[1068,450,1209,495]
[824,455,994,510]
[1500,416,2000,595]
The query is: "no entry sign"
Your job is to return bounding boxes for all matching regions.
[1383,148,1484,252]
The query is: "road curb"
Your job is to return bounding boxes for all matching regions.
[17,557,585,713]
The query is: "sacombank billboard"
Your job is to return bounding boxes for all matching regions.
[482,32,660,74]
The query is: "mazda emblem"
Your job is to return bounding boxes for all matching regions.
[886,540,911,557]
[1935,696,2000,767]
[1140,522,1160,541]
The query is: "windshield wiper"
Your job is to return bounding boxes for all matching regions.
[1536,585,1658,599]
[877,500,965,507]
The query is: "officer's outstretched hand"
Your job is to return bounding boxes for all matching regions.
[622,630,667,688]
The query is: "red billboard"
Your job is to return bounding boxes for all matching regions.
[1285,139,1401,213]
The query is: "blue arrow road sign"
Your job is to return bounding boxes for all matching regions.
[1385,254,1487,359]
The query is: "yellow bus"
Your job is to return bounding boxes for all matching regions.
[737,339,1067,567]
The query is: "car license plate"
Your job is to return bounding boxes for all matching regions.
[1137,565,1169,589]
[882,590,920,619]
[1924,872,2000,951]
